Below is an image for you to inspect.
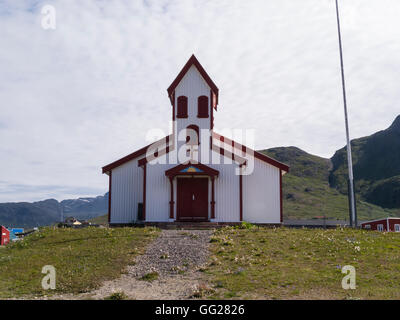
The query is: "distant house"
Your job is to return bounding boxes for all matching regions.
[102,55,289,225]
[8,228,24,241]
[0,226,10,246]
[9,228,24,235]
[361,218,400,232]
[64,217,82,225]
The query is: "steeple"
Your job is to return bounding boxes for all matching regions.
[167,55,219,161]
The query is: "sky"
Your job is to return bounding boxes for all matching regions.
[0,0,399,202]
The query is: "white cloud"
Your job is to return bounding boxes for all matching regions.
[0,0,399,202]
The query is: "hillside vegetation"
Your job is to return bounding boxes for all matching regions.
[0,226,159,298]
[89,214,108,225]
[330,115,400,209]
[205,226,400,299]
[261,147,398,221]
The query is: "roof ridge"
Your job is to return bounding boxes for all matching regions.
[212,131,290,172]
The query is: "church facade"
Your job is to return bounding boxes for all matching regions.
[102,55,289,225]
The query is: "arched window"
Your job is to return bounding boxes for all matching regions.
[186,125,200,145]
[197,96,209,118]
[177,96,188,118]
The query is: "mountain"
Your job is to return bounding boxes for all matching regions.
[1,116,399,227]
[330,115,400,208]
[0,193,108,228]
[0,199,61,229]
[260,147,397,221]
[60,195,108,217]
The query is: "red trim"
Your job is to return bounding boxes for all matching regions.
[212,132,289,172]
[211,177,215,219]
[279,169,283,223]
[239,165,243,222]
[167,55,219,108]
[172,91,175,121]
[138,143,174,167]
[142,164,146,220]
[211,142,247,165]
[134,137,246,170]
[102,135,171,173]
[361,217,400,225]
[165,162,219,177]
[169,177,174,219]
[210,89,214,129]
[108,171,112,223]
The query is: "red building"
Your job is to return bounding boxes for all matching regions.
[0,226,10,246]
[361,218,400,232]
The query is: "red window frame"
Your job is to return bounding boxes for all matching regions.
[197,96,209,118]
[177,96,188,118]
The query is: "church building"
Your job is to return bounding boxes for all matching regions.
[102,55,289,225]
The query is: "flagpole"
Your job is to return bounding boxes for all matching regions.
[335,0,357,227]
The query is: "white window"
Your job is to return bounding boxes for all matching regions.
[395,224,400,232]
[377,224,384,231]
[364,225,371,229]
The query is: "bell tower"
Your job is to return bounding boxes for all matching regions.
[167,55,219,161]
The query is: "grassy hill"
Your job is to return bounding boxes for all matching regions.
[2,225,400,300]
[206,225,400,299]
[260,147,398,221]
[0,226,159,298]
[330,115,400,209]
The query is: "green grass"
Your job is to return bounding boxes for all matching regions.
[282,174,398,221]
[0,226,159,298]
[104,291,128,300]
[88,214,108,225]
[140,271,159,282]
[205,226,400,300]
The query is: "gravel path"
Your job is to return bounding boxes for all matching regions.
[80,229,214,300]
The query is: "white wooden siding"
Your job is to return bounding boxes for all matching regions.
[110,158,142,224]
[242,157,281,223]
[174,65,211,161]
[110,144,281,224]
[211,162,241,222]
[145,163,175,222]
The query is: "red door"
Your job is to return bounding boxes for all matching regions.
[177,178,208,221]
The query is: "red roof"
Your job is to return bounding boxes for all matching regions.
[167,54,219,107]
[102,131,289,173]
[102,135,171,174]
[212,132,289,172]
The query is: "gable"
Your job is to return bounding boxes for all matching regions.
[175,65,211,97]
[167,54,218,108]
[165,162,219,177]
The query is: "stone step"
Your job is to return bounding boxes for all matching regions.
[143,222,237,230]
